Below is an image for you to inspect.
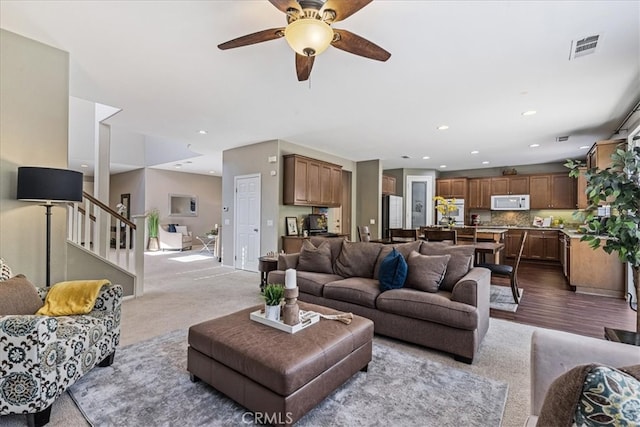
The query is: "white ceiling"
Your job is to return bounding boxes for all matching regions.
[2,1,639,176]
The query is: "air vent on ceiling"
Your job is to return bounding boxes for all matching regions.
[569,35,600,60]
[556,136,570,142]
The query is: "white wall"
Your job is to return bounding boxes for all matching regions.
[0,29,70,284]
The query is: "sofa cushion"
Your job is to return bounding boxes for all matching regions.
[373,241,422,279]
[323,278,382,308]
[0,275,43,315]
[538,364,640,427]
[268,270,343,297]
[404,252,451,293]
[378,248,408,291]
[334,241,383,279]
[376,288,478,330]
[419,243,475,291]
[297,240,333,274]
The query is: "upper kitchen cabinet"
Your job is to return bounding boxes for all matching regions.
[467,178,492,209]
[382,175,396,195]
[491,176,529,195]
[529,173,576,209]
[283,154,342,207]
[436,178,467,199]
[587,139,626,170]
[576,167,588,209]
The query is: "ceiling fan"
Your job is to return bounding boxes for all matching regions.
[218,0,391,81]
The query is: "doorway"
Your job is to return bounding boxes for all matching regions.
[405,175,434,228]
[234,174,261,272]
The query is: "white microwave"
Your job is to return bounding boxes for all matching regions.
[491,194,530,211]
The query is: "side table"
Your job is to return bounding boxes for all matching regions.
[604,327,640,346]
[196,235,217,256]
[258,256,278,291]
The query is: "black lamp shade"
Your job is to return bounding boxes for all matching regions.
[17,167,83,203]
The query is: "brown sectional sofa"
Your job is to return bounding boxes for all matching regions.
[267,236,491,363]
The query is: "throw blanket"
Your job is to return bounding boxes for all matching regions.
[37,279,110,316]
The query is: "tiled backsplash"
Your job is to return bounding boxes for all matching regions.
[470,209,584,227]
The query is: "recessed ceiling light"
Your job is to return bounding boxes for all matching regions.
[422,156,431,160]
[529,143,540,148]
[482,161,490,165]
[522,110,537,116]
[175,164,182,168]
[198,130,208,135]
[470,150,479,154]
[80,164,88,168]
[209,170,215,174]
[439,165,447,168]
[579,145,590,150]
[437,125,449,130]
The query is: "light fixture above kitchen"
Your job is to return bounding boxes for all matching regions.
[422,156,431,160]
[198,130,208,135]
[529,143,540,148]
[471,150,479,154]
[522,110,537,116]
[437,125,449,130]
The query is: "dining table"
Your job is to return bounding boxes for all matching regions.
[369,238,505,265]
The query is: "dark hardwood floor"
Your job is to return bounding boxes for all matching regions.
[490,261,636,339]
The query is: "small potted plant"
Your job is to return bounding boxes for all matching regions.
[262,283,285,321]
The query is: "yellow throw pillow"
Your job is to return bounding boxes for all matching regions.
[36,279,110,316]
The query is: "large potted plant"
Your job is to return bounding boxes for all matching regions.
[566,144,640,333]
[147,208,160,251]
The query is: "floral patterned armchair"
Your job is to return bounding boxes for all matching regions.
[0,273,122,427]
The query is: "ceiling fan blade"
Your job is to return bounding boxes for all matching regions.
[218,28,285,50]
[322,0,372,22]
[268,0,300,14]
[331,29,391,61]
[296,54,315,81]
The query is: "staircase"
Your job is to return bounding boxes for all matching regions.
[66,191,145,296]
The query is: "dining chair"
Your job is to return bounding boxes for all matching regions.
[357,225,372,242]
[389,228,419,242]
[478,231,528,304]
[423,229,458,244]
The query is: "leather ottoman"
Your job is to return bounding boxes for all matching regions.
[187,302,374,425]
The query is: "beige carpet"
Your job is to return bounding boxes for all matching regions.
[1,251,537,427]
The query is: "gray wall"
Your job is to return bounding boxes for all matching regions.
[356,160,382,239]
[145,168,222,237]
[110,169,146,218]
[222,140,280,266]
[0,30,70,285]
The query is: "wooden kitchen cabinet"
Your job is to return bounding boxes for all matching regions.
[436,178,467,198]
[569,237,625,298]
[529,173,576,209]
[576,167,588,209]
[491,176,529,195]
[382,175,396,195]
[283,154,342,207]
[587,139,626,170]
[505,229,559,261]
[467,178,492,209]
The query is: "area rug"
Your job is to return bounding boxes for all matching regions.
[490,285,524,312]
[68,329,508,427]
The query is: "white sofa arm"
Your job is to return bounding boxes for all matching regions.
[530,329,640,418]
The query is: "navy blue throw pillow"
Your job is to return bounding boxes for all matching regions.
[168,224,177,233]
[378,248,408,291]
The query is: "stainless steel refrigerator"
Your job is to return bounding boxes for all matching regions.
[382,195,403,238]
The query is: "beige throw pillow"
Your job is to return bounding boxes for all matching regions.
[297,240,334,274]
[404,252,451,292]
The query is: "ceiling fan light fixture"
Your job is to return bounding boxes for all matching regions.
[284,18,333,57]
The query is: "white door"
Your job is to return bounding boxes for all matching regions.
[234,174,261,272]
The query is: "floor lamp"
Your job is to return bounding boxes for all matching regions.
[17,167,83,287]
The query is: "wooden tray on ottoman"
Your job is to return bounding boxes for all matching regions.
[187,302,373,425]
